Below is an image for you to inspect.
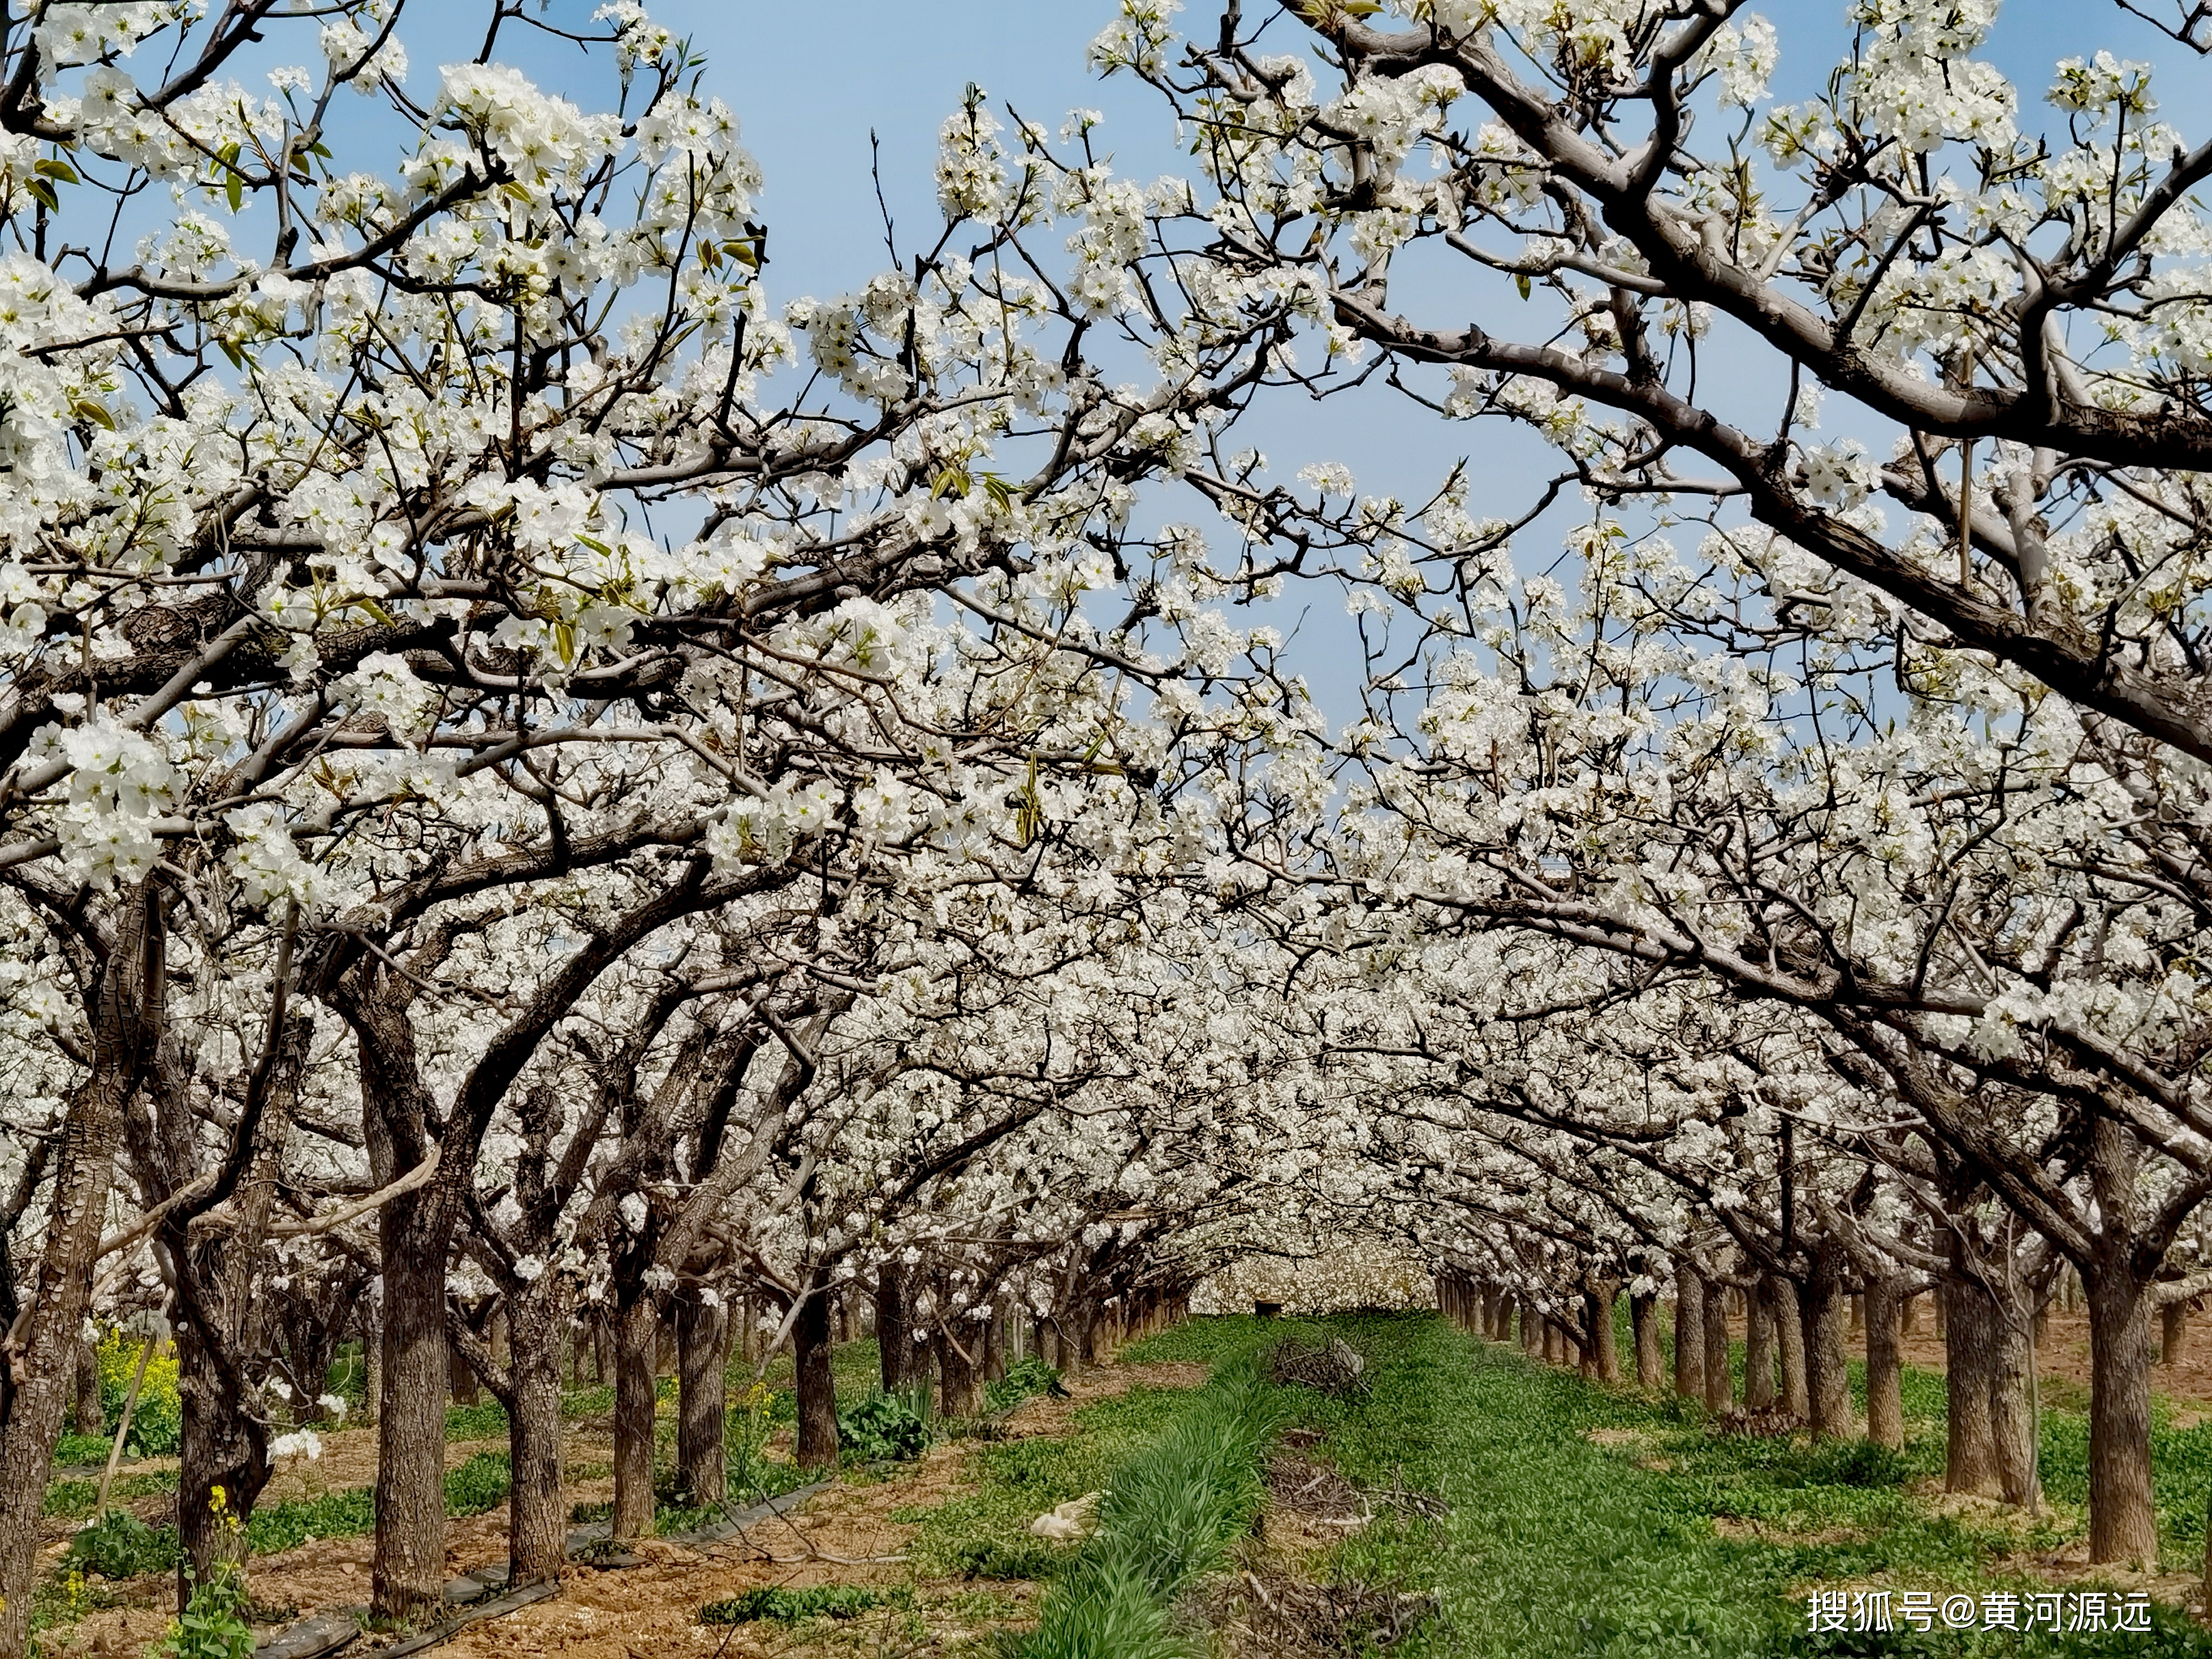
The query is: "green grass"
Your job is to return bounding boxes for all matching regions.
[54,1434,115,1468]
[444,1399,509,1441]
[896,1377,1217,1582]
[1015,1365,1279,1659]
[1191,1312,2212,1659]
[698,1584,912,1623]
[43,1471,176,1519]
[67,1453,516,1580]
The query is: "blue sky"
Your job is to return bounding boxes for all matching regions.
[635,1,2212,726]
[361,0,2212,730]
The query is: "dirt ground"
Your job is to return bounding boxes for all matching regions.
[1887,1301,2212,1418]
[43,1358,1208,1659]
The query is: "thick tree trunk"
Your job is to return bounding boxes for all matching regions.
[1743,1279,1777,1410]
[73,1341,103,1439]
[373,1193,452,1620]
[1992,1293,2041,1509]
[505,1280,567,1588]
[793,1287,839,1469]
[1801,1241,1852,1438]
[1585,1285,1620,1382]
[2163,1298,2190,1367]
[1076,1303,1098,1370]
[1773,1276,1809,1418]
[675,1292,729,1506]
[363,1296,382,1428]
[937,1323,982,1417]
[983,1306,1007,1383]
[0,892,161,1659]
[448,1334,481,1406]
[1703,1278,1732,1412]
[1945,1280,2003,1498]
[1673,1263,1705,1402]
[1630,1292,1663,1388]
[1865,1276,1905,1451]
[175,1320,268,1607]
[2085,1268,2159,1564]
[611,1294,658,1541]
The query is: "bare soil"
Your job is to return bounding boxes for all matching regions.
[1890,1303,2212,1415]
[42,1356,1209,1659]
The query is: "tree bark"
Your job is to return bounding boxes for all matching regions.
[1672,1262,1705,1402]
[448,1331,481,1406]
[1743,1278,1777,1410]
[611,1293,658,1541]
[1630,1292,1663,1388]
[0,887,163,1659]
[363,1294,382,1428]
[675,1292,729,1506]
[174,1316,267,1608]
[505,1279,568,1587]
[1945,1279,2003,1498]
[2163,1298,2190,1367]
[876,1265,911,1392]
[983,1305,1007,1383]
[1865,1276,1905,1451]
[937,1321,982,1417]
[2085,1266,2159,1563]
[73,1340,103,1439]
[1773,1276,1809,1418]
[1802,1241,1852,1438]
[1703,1277,1732,1412]
[1584,1285,1620,1381]
[793,1286,839,1469]
[372,1196,451,1618]
[1992,1292,2041,1509]
[347,968,455,1626]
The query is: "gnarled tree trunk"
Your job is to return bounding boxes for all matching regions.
[1702,1277,1731,1412]
[0,887,163,1659]
[2085,1265,2157,1563]
[675,1291,729,1506]
[1864,1276,1905,1451]
[1801,1240,1851,1439]
[1945,1279,2002,1498]
[793,1285,839,1469]
[1672,1262,1705,1402]
[1630,1292,1662,1388]
[611,1291,658,1541]
[1743,1279,1777,1410]
[1772,1276,1809,1418]
[505,1277,569,1587]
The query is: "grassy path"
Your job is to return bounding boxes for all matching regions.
[1142,1313,2212,1658]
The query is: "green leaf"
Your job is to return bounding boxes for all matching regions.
[71,398,114,430]
[25,179,56,212]
[34,158,76,184]
[1515,274,1532,300]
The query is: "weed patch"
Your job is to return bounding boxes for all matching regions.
[698,1585,912,1624]
[1016,1369,1279,1658]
